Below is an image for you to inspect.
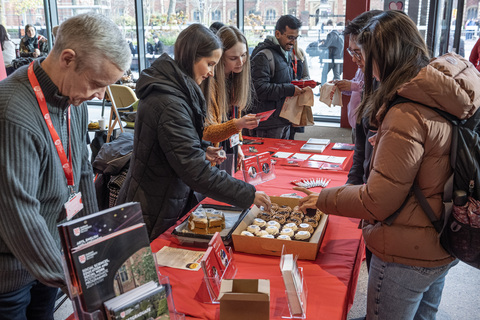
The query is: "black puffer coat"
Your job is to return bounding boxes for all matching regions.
[118,54,256,240]
[250,36,295,130]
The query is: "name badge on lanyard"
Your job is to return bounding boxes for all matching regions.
[229,133,240,148]
[28,62,83,220]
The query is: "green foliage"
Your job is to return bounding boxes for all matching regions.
[156,297,169,316]
[131,251,157,284]
[10,0,42,15]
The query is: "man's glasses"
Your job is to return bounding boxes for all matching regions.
[283,33,300,41]
[347,47,362,60]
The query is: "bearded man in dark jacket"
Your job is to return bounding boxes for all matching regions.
[250,15,305,139]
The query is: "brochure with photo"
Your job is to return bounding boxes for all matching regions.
[331,143,355,151]
[242,156,262,184]
[257,152,276,182]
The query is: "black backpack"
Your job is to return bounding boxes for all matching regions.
[386,96,480,269]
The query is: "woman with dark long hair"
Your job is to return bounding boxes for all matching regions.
[19,24,48,58]
[118,24,270,240]
[0,24,16,75]
[297,10,480,319]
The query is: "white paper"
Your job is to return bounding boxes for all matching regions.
[308,155,346,164]
[155,246,204,271]
[273,152,294,158]
[291,153,312,160]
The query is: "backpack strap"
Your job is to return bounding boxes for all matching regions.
[383,95,455,234]
[259,49,275,79]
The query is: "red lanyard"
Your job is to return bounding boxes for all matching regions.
[292,48,298,77]
[27,62,74,188]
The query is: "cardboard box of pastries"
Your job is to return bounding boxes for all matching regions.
[232,196,328,260]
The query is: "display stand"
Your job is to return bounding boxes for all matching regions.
[242,161,276,186]
[280,247,308,319]
[202,246,237,304]
[158,274,186,320]
[64,259,185,320]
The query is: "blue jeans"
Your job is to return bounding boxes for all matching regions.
[367,254,458,320]
[0,280,59,320]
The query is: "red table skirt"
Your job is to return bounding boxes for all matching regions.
[150,138,363,319]
[68,137,363,320]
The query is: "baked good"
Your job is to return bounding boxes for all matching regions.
[294,230,311,241]
[256,230,269,237]
[271,203,279,211]
[277,235,291,240]
[241,231,255,236]
[290,210,304,220]
[303,217,318,228]
[278,205,292,212]
[261,234,275,239]
[275,210,290,217]
[280,228,294,237]
[271,215,287,224]
[188,210,225,234]
[257,211,272,221]
[266,220,281,229]
[284,222,298,231]
[298,223,314,233]
[247,225,261,235]
[286,217,302,225]
[253,218,267,228]
[265,225,279,235]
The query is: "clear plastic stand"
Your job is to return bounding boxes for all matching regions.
[280,246,308,319]
[242,161,277,186]
[202,246,237,304]
[158,274,186,320]
[63,253,185,320]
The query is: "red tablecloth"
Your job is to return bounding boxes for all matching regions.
[68,137,363,320]
[149,138,364,320]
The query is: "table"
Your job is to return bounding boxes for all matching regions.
[150,137,364,320]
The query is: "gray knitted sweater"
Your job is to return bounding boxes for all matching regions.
[0,60,98,293]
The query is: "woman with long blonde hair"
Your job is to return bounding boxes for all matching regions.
[203,26,259,173]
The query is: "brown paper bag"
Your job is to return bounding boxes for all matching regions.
[319,82,343,107]
[280,87,314,125]
[297,105,314,126]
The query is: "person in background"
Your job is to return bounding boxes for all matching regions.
[118,24,271,241]
[469,36,480,72]
[334,10,382,145]
[52,25,59,40]
[250,14,305,139]
[0,24,16,75]
[20,24,48,58]
[203,25,259,174]
[146,35,163,55]
[0,13,131,319]
[288,40,310,140]
[320,20,344,84]
[209,21,225,34]
[297,10,474,319]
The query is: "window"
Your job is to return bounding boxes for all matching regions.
[265,9,276,22]
[212,10,221,21]
[193,10,201,22]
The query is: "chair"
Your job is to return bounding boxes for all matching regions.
[105,84,138,142]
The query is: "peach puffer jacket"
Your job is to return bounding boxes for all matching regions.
[317,53,480,267]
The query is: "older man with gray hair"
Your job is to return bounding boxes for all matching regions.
[0,13,131,319]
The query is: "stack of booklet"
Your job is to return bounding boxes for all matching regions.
[58,202,169,319]
[299,138,331,153]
